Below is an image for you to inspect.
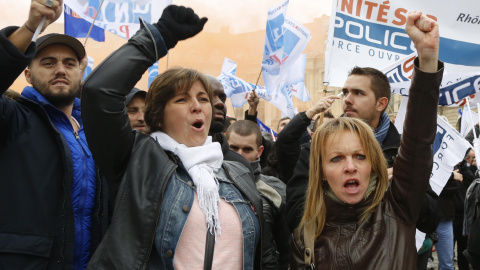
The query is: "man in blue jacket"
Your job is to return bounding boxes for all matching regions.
[0,1,107,269]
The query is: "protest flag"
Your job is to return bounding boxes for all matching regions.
[325,0,480,88]
[218,57,294,116]
[430,115,471,195]
[64,4,105,42]
[261,0,311,118]
[382,53,480,108]
[257,118,277,141]
[64,0,171,40]
[395,106,471,195]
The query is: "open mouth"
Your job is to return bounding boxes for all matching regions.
[344,179,359,191]
[192,120,204,130]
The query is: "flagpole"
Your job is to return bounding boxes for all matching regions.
[465,97,477,139]
[84,0,106,46]
[477,103,480,131]
[253,69,262,91]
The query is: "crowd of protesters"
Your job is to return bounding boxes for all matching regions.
[1,0,480,269]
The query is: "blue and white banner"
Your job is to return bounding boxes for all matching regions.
[430,115,471,195]
[148,61,159,89]
[261,0,289,78]
[382,52,480,107]
[82,56,94,81]
[64,4,105,41]
[64,0,171,39]
[261,0,311,117]
[218,57,294,117]
[325,0,480,87]
[218,58,265,108]
[395,110,471,195]
[218,57,239,97]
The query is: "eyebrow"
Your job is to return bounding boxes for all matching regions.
[39,56,78,63]
[342,88,364,92]
[327,148,365,155]
[39,56,57,62]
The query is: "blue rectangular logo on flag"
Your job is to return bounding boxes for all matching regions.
[64,4,105,42]
[148,62,159,89]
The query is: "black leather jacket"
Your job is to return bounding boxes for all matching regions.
[82,21,263,269]
[252,160,290,270]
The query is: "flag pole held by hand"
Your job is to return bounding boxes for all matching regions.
[31,17,46,42]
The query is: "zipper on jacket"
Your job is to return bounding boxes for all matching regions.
[74,131,80,139]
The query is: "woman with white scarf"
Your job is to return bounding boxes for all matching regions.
[81,7,263,269]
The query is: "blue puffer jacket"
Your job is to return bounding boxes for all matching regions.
[22,86,97,270]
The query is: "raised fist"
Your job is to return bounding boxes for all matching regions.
[155,5,208,49]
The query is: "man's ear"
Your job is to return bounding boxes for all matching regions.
[24,68,32,84]
[256,145,264,159]
[376,97,388,112]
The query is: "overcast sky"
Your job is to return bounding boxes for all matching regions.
[0,0,332,33]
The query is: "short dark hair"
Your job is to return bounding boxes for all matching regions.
[226,120,263,147]
[465,148,474,159]
[313,111,335,132]
[348,67,391,112]
[277,116,291,130]
[144,67,213,133]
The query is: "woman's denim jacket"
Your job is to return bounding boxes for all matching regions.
[149,159,260,269]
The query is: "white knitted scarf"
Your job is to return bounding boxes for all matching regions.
[150,131,223,237]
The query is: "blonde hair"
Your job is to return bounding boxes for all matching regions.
[297,117,388,238]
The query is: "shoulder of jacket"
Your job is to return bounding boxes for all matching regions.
[257,174,286,209]
[223,160,250,176]
[132,133,177,165]
[259,174,286,192]
[383,123,401,147]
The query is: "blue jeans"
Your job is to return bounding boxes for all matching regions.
[436,220,454,270]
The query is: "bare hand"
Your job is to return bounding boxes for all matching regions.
[405,11,439,72]
[306,95,339,119]
[387,167,393,181]
[79,55,88,75]
[248,90,260,108]
[27,0,63,32]
[453,169,463,182]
